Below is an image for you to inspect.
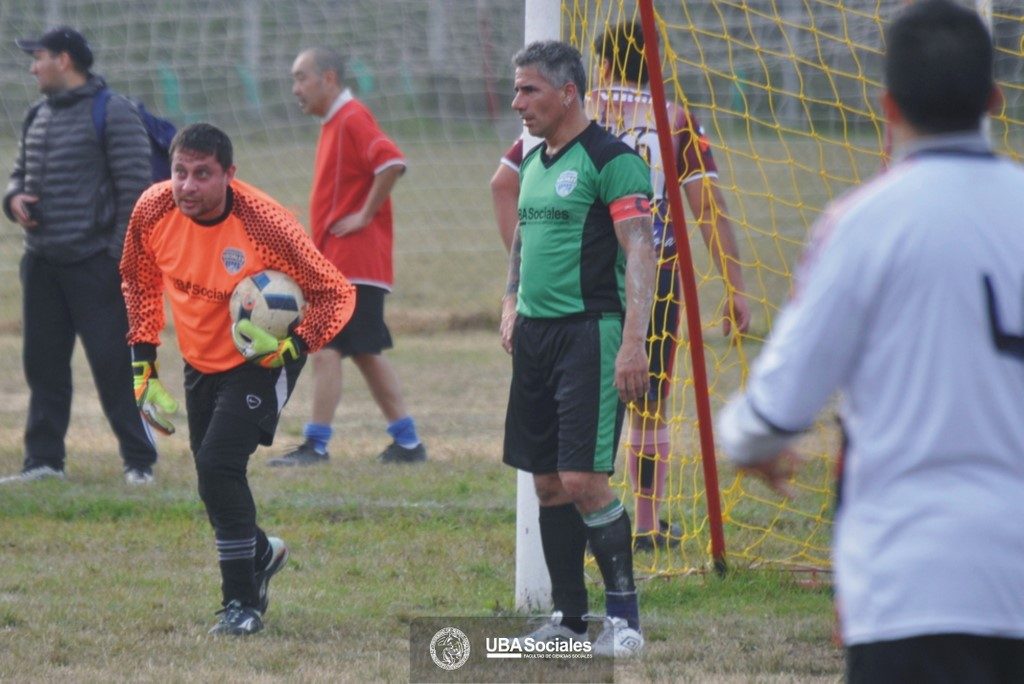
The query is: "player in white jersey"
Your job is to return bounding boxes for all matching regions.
[588,21,749,551]
[718,1,1024,680]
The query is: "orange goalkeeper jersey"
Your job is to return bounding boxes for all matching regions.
[121,178,355,374]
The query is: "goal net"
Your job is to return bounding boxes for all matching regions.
[0,0,1019,578]
[0,0,527,458]
[566,0,1024,576]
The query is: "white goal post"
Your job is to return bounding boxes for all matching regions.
[513,0,559,614]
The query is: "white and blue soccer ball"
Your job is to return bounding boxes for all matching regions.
[229,270,306,339]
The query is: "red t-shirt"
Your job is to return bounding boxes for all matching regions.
[501,138,524,171]
[310,90,406,289]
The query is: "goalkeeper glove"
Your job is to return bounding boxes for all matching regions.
[132,360,179,436]
[231,319,305,369]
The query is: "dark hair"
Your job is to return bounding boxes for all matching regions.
[885,0,993,134]
[513,41,587,103]
[169,123,233,170]
[595,21,647,85]
[307,46,345,83]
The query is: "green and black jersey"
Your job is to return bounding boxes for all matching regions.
[517,121,653,319]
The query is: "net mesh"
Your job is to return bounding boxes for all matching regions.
[0,2,1020,575]
[0,1,525,461]
[567,0,1024,575]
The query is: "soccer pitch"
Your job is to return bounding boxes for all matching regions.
[0,328,841,681]
[0,131,846,680]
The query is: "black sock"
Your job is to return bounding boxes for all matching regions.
[585,503,640,630]
[539,503,588,634]
[216,536,258,607]
[219,558,257,607]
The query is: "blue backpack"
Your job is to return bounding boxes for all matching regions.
[92,88,176,182]
[22,88,176,183]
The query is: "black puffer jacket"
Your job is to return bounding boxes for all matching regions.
[3,75,151,264]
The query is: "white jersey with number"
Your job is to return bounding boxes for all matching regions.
[719,132,1024,645]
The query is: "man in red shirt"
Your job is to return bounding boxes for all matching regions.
[272,46,426,466]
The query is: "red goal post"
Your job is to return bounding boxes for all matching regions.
[634,0,729,573]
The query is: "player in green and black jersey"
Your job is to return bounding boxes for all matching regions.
[500,40,655,658]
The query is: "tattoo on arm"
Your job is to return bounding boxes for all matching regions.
[615,215,656,340]
[505,224,522,297]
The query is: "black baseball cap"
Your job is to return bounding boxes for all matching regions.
[16,26,94,71]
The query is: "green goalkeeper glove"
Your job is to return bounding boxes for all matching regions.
[231,319,305,369]
[132,360,179,436]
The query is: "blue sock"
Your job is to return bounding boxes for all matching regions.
[386,416,420,448]
[605,590,640,631]
[303,423,333,454]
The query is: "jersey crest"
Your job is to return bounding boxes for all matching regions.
[221,247,246,275]
[555,170,579,197]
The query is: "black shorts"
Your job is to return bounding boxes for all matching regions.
[184,357,306,450]
[645,265,681,402]
[503,314,625,474]
[323,284,393,357]
[847,633,1024,684]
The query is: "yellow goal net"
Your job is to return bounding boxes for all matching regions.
[565,0,1024,576]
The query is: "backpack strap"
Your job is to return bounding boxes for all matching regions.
[91,86,113,144]
[21,101,43,142]
[14,101,45,188]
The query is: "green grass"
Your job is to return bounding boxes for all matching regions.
[0,115,855,683]
[0,330,843,682]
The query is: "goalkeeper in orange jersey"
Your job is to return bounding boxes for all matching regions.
[120,123,354,636]
[587,21,750,550]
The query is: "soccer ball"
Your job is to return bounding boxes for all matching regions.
[229,270,306,339]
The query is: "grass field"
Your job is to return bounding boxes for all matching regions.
[0,330,843,682]
[0,127,857,680]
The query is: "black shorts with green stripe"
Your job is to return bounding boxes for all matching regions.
[503,314,625,474]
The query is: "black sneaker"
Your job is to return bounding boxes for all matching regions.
[267,441,329,467]
[208,600,263,636]
[633,519,682,552]
[379,442,427,464]
[256,536,289,615]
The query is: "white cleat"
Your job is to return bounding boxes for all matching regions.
[0,466,66,484]
[124,467,155,485]
[591,616,644,658]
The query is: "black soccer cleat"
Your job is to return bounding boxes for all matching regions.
[256,536,289,615]
[633,520,682,552]
[267,440,329,467]
[208,600,263,636]
[378,442,427,464]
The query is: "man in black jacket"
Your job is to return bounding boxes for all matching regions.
[2,26,158,484]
